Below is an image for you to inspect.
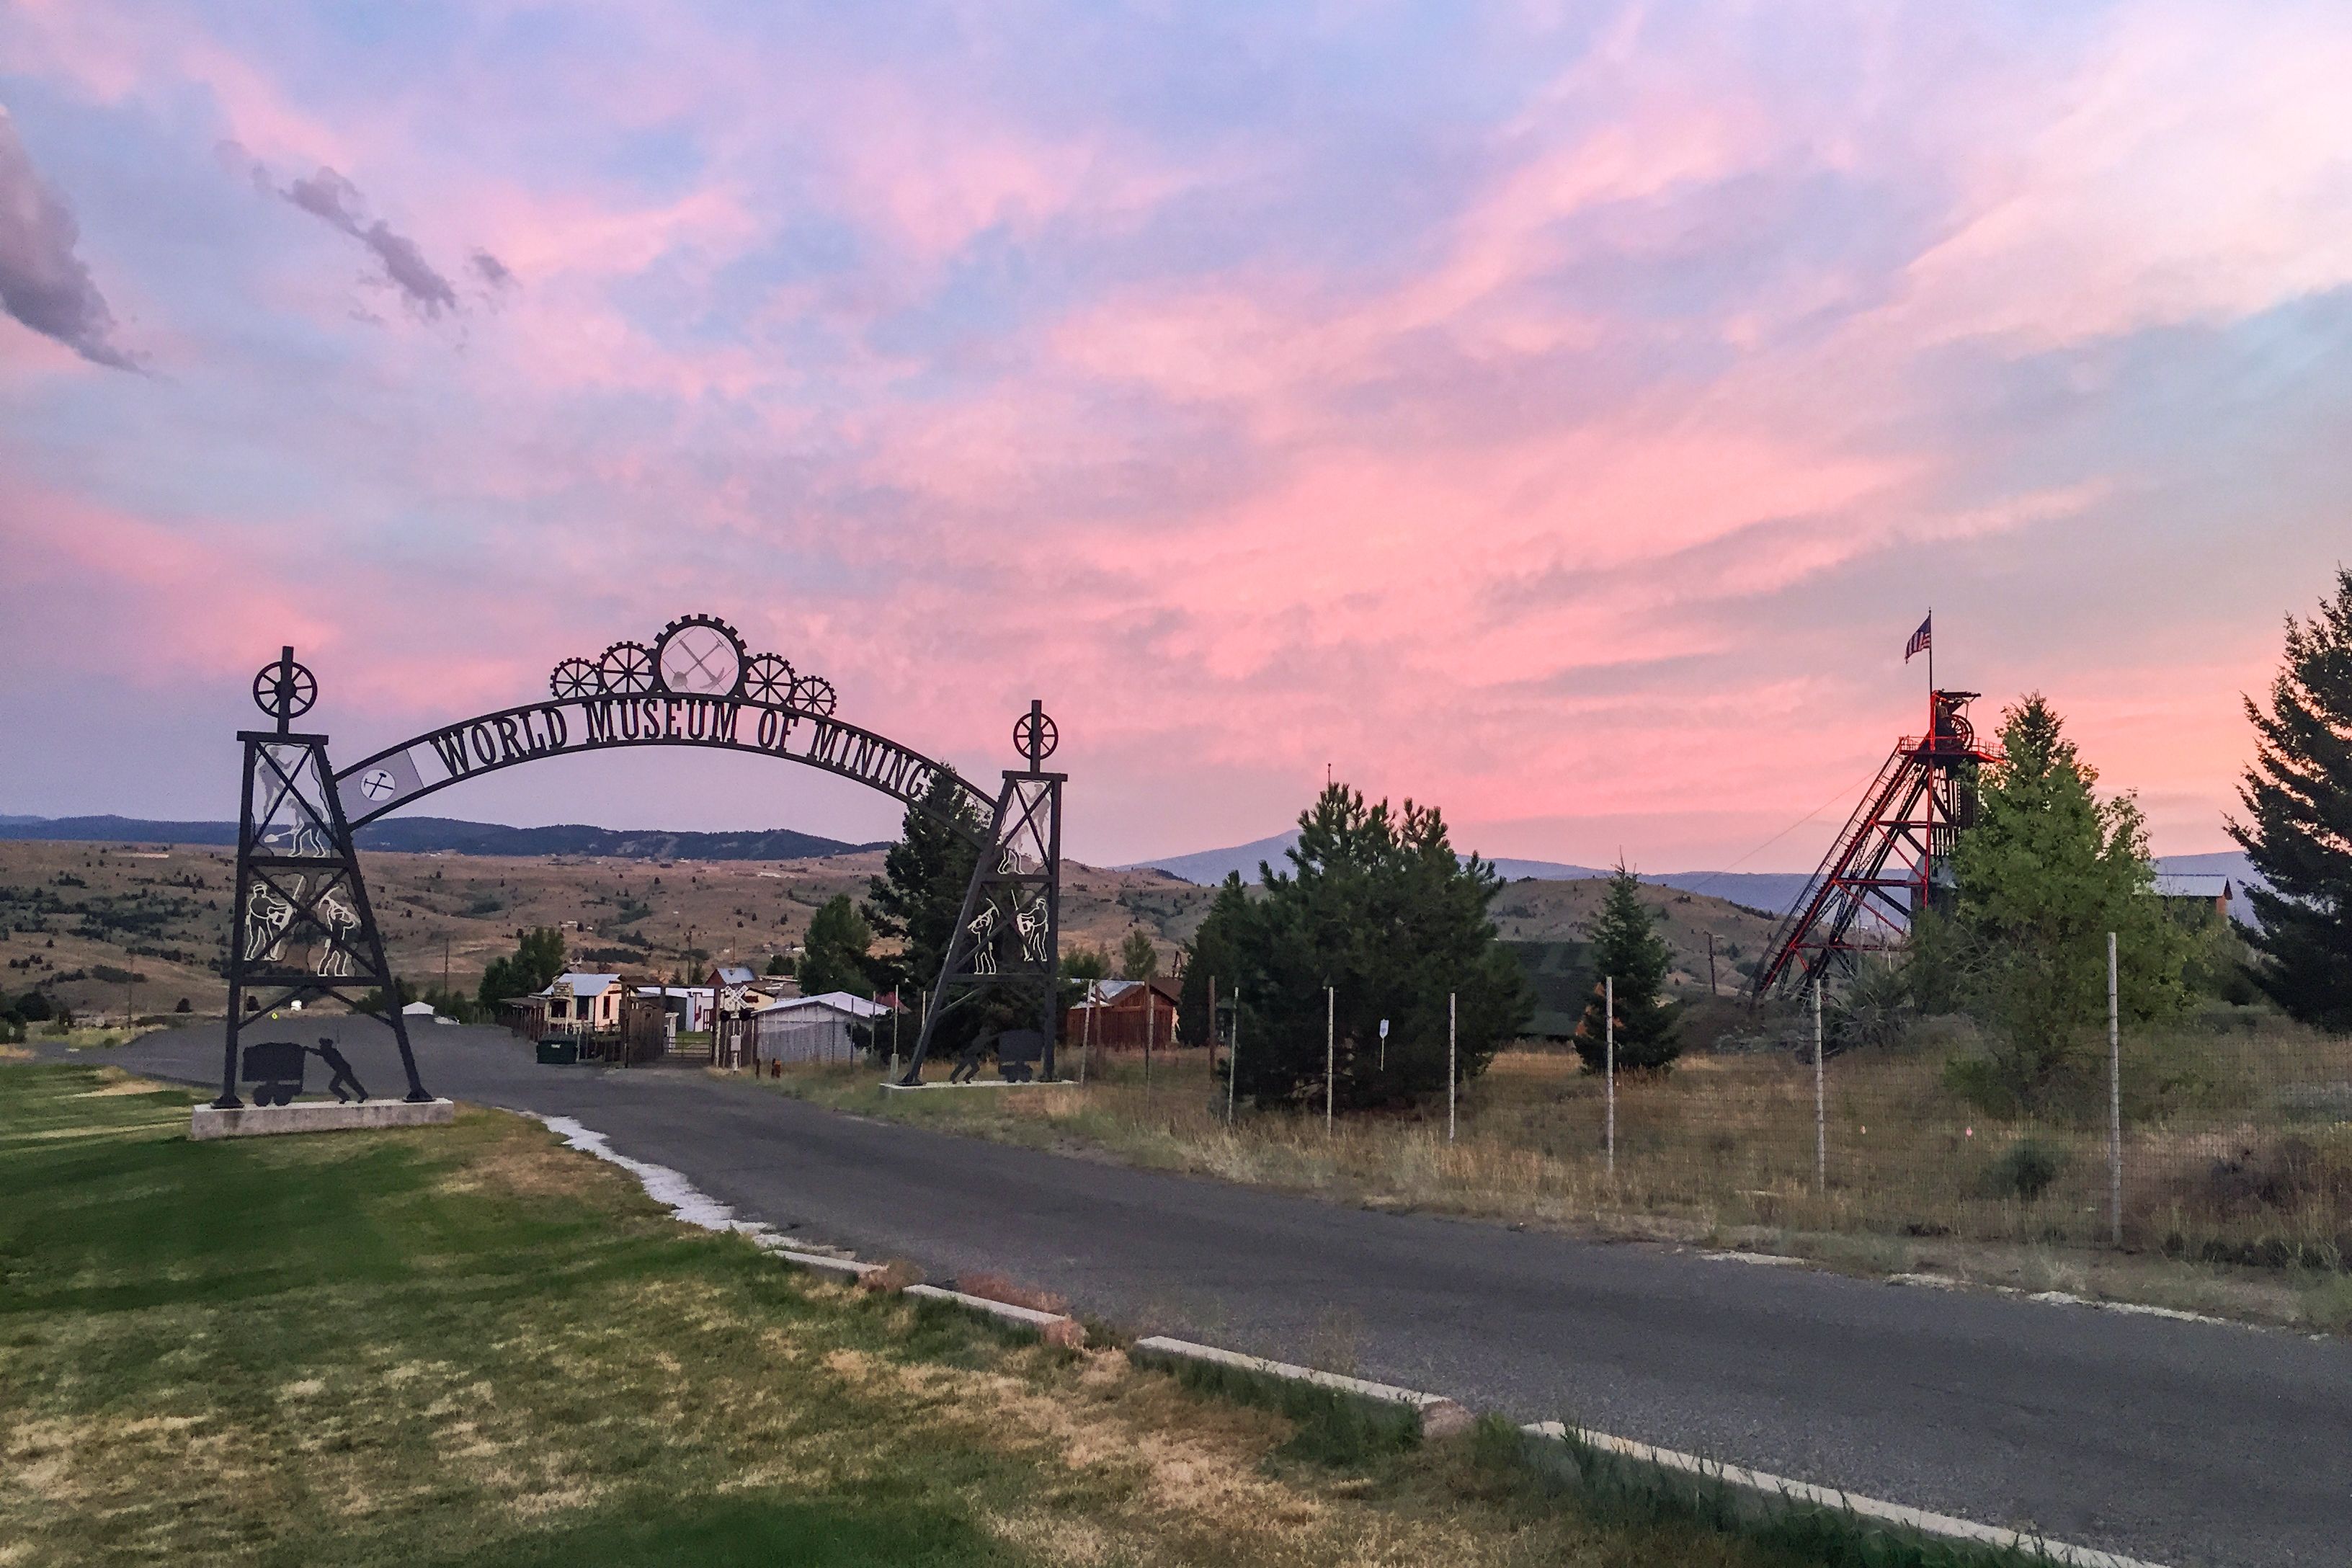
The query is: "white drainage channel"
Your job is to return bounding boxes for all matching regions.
[522,1112,1085,1341]
[524,1110,2165,1568]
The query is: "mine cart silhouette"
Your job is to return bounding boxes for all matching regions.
[240,1041,308,1105]
[946,1026,1046,1084]
[239,1038,370,1105]
[993,1028,1043,1082]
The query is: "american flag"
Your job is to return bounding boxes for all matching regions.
[1905,614,1933,663]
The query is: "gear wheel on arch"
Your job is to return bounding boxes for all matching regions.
[654,614,747,698]
[598,640,656,695]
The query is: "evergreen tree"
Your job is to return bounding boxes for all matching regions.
[1574,865,1678,1074]
[797,894,875,997]
[1058,944,1110,983]
[863,767,984,994]
[2230,568,2352,1031]
[1118,927,1159,981]
[1177,875,1248,1046]
[1220,785,1528,1110]
[478,927,566,1012]
[1946,695,2191,1111]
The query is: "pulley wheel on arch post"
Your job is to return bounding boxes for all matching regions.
[1015,706,1058,765]
[251,655,317,723]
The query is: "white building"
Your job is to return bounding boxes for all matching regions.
[538,973,624,1033]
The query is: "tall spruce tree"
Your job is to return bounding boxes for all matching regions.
[1946,695,2191,1111]
[2231,567,2352,1030]
[863,767,984,995]
[1574,865,1678,1074]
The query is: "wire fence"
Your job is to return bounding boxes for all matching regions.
[1038,973,2352,1273]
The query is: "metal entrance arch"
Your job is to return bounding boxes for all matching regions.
[215,614,1064,1108]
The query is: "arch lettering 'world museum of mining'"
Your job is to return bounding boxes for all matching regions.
[218,613,1065,1110]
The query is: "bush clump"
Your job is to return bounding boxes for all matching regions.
[1979,1138,2067,1202]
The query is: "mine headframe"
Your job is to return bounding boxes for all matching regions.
[1745,690,1999,1004]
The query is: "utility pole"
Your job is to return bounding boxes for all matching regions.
[1144,985,1155,1102]
[1706,932,1717,995]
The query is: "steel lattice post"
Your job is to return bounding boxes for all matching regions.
[896,765,1065,1085]
[220,643,432,1108]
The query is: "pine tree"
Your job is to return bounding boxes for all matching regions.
[477,926,566,1012]
[863,767,984,994]
[1947,695,2191,1111]
[1118,927,1159,981]
[2231,567,2352,1031]
[1574,865,1678,1074]
[797,894,875,997]
[1221,785,1528,1110]
[1177,875,1248,1046]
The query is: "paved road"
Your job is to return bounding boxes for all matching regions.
[41,1022,2352,1567]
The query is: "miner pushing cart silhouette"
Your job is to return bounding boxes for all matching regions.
[239,1037,371,1106]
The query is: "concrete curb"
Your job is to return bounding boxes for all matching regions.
[906,1283,1087,1345]
[190,1098,455,1140]
[762,1247,1086,1345]
[763,1245,878,1278]
[1518,1421,2165,1568]
[1131,1335,1474,1438]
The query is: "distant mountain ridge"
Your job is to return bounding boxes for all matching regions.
[1125,829,2261,917]
[0,814,879,862]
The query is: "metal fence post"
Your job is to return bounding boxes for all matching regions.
[1447,990,1457,1143]
[1813,979,1827,1195]
[2108,931,2122,1248]
[1324,985,1335,1136]
[1226,985,1239,1126]
[1604,974,1616,1177]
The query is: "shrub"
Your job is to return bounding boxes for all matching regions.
[1979,1139,2067,1202]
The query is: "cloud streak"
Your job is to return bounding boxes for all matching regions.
[0,107,138,369]
[279,165,460,316]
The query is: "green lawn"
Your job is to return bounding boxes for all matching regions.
[0,1062,2023,1567]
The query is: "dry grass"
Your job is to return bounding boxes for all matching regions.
[762,1021,2352,1330]
[956,1270,1070,1316]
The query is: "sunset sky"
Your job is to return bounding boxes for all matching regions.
[2,2,2345,870]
